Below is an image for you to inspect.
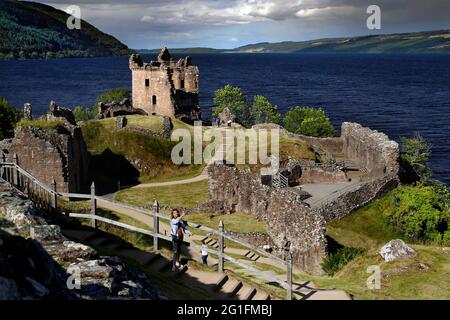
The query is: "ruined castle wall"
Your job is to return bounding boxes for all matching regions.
[206,164,327,275]
[131,68,174,116]
[3,126,89,193]
[341,122,399,179]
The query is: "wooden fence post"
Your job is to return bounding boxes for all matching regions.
[12,153,18,186]
[218,220,224,273]
[287,252,293,300]
[0,152,4,180]
[153,200,160,251]
[51,177,57,212]
[91,182,97,228]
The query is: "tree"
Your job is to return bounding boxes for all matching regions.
[384,185,450,245]
[212,85,247,122]
[400,133,432,183]
[0,98,20,140]
[251,95,281,125]
[284,107,335,137]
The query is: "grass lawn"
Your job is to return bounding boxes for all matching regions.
[115,180,208,209]
[185,212,267,233]
[138,165,205,184]
[303,189,450,300]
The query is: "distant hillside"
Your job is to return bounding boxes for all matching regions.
[234,30,450,53]
[0,0,132,59]
[136,47,221,55]
[141,30,450,54]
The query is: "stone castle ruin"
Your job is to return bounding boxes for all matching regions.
[203,122,400,274]
[129,47,201,123]
[1,101,89,193]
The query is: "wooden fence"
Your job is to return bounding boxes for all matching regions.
[0,155,293,300]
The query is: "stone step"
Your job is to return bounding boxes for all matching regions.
[119,249,160,265]
[149,255,172,272]
[238,286,257,300]
[173,264,189,278]
[89,237,109,246]
[221,279,243,298]
[213,274,229,292]
[252,290,270,300]
[62,229,97,242]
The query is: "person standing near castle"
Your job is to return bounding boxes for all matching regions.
[170,209,191,271]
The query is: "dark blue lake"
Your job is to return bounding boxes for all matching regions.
[1,53,449,184]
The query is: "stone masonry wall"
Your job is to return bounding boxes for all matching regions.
[205,164,327,275]
[3,125,89,193]
[299,166,349,184]
[341,122,399,179]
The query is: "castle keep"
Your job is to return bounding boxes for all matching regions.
[129,47,201,122]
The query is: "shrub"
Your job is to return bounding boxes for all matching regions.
[383,185,450,245]
[93,88,130,112]
[251,95,281,125]
[73,106,97,122]
[0,98,20,139]
[400,133,432,184]
[321,247,366,275]
[284,107,335,137]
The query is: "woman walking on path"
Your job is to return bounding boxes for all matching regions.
[170,209,191,271]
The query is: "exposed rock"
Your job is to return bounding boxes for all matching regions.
[30,225,64,241]
[0,181,165,300]
[0,276,21,299]
[43,241,98,264]
[380,239,416,262]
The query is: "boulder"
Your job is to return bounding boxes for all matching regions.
[30,225,64,241]
[380,239,416,262]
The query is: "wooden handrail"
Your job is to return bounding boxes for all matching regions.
[1,161,292,296]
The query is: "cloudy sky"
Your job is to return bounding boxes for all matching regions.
[44,0,450,49]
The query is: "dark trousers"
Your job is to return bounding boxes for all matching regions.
[202,255,208,265]
[172,235,183,269]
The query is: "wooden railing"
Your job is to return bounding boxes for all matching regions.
[0,157,293,300]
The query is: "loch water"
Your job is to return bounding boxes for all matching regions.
[0,53,449,184]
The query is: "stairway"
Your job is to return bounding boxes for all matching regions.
[62,228,272,300]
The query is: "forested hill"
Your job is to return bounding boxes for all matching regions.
[233,30,450,53]
[0,0,132,59]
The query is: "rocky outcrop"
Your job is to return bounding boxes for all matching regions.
[380,239,416,262]
[0,180,165,300]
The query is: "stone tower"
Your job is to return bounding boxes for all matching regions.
[129,47,201,123]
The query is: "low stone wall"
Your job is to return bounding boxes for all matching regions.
[205,164,327,275]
